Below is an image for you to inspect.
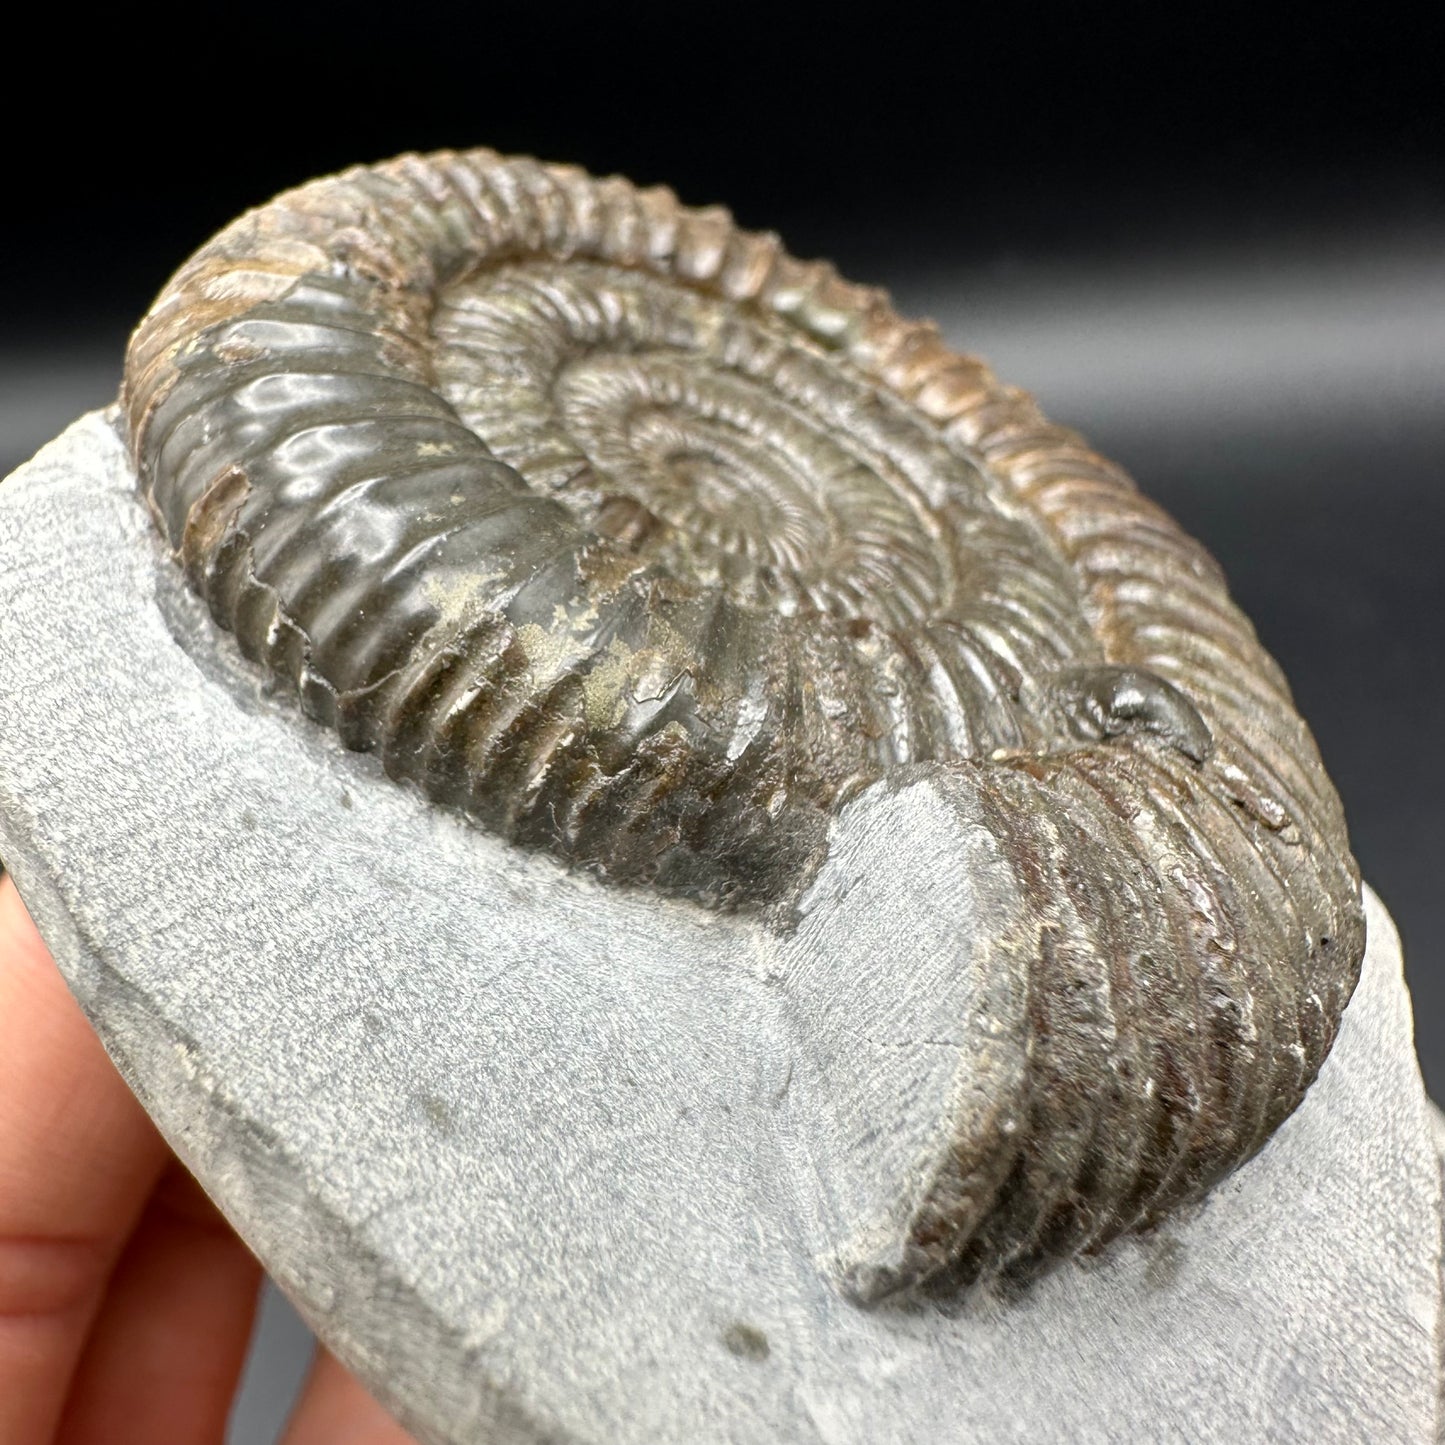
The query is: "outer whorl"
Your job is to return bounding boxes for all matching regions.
[122,149,1365,1300]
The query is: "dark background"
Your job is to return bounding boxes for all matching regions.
[3,6,1441,1434]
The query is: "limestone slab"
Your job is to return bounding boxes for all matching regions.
[1,411,1441,1443]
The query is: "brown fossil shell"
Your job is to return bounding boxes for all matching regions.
[122,149,1364,1300]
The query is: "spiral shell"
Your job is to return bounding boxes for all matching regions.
[122,149,1364,1298]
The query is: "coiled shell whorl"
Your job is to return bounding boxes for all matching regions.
[122,149,1365,1300]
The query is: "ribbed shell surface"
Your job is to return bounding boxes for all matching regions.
[122,149,1365,1298]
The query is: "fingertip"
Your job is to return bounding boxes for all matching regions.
[0,872,169,1439]
[281,1348,418,1445]
[1,869,55,972]
[52,1166,263,1445]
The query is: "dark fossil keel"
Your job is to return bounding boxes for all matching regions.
[122,149,1365,1297]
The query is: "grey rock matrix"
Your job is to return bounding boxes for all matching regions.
[0,411,1441,1441]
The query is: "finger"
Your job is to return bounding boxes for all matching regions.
[53,1164,263,1445]
[281,1348,418,1445]
[0,874,169,1442]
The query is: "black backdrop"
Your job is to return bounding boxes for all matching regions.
[4,3,1442,1094]
[9,5,1445,339]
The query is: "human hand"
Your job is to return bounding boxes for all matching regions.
[0,873,417,1443]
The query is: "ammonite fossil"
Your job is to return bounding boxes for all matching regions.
[122,149,1365,1302]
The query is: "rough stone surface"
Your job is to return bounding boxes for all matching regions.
[1,411,1441,1444]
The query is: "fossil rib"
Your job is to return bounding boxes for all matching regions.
[122,149,1364,1300]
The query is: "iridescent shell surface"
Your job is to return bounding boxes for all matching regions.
[122,150,1364,1299]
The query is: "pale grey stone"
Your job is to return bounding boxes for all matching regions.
[1,410,1441,1444]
